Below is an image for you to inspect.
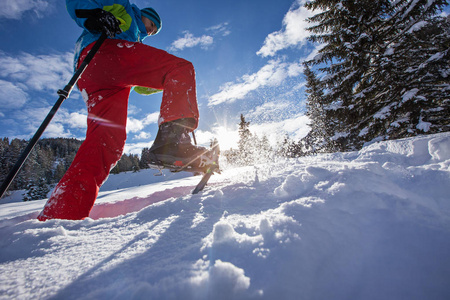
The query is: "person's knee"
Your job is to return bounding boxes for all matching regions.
[173,58,194,72]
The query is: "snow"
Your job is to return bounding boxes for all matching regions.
[373,104,394,120]
[384,46,395,55]
[358,127,369,137]
[427,51,445,62]
[417,118,432,132]
[402,88,419,102]
[408,20,428,33]
[1,132,450,300]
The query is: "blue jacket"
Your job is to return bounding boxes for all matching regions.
[66,0,149,69]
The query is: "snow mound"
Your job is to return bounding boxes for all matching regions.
[1,132,450,300]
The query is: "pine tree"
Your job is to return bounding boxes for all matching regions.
[140,147,152,169]
[223,148,240,166]
[277,135,291,157]
[6,139,27,189]
[0,138,10,190]
[54,162,66,182]
[131,154,140,172]
[371,15,450,139]
[0,137,82,192]
[277,134,303,158]
[238,114,253,165]
[301,65,337,153]
[23,177,49,201]
[304,0,449,150]
[258,135,272,161]
[111,153,141,174]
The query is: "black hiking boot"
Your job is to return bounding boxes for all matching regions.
[149,119,217,171]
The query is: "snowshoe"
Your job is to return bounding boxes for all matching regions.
[147,119,220,174]
[148,143,220,174]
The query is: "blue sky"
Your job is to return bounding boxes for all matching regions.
[0,0,341,153]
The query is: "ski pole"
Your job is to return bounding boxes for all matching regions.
[0,32,108,200]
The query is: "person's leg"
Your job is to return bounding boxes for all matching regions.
[98,40,200,128]
[76,39,199,128]
[129,43,199,130]
[38,39,202,220]
[38,41,132,220]
[90,41,205,165]
[38,86,129,221]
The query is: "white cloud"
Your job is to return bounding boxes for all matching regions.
[0,79,28,109]
[126,112,159,133]
[45,122,70,138]
[207,1,323,107]
[128,104,142,116]
[196,110,310,150]
[169,23,230,52]
[250,114,310,145]
[0,51,73,93]
[124,141,153,156]
[65,112,88,129]
[246,101,292,122]
[209,106,310,148]
[257,0,316,57]
[169,32,214,51]
[206,22,231,37]
[208,59,304,106]
[143,112,160,125]
[0,50,80,137]
[0,0,53,19]
[13,106,72,138]
[1,105,87,139]
[134,131,151,140]
[127,117,145,133]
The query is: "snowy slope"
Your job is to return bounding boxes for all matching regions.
[1,133,449,300]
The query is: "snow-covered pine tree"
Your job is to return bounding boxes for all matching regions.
[301,64,337,153]
[1,139,26,190]
[0,138,10,192]
[304,0,449,149]
[21,144,45,189]
[277,134,303,158]
[372,14,450,139]
[23,177,49,201]
[276,135,291,157]
[111,153,140,174]
[238,114,254,165]
[258,135,272,160]
[54,162,66,182]
[0,138,82,193]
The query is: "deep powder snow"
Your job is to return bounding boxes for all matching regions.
[0,132,449,300]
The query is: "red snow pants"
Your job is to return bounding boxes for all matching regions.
[37,39,199,221]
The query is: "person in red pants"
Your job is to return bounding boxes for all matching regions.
[38,1,209,221]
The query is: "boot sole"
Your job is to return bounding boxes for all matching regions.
[149,148,218,171]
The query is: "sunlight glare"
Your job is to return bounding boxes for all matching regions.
[214,126,239,150]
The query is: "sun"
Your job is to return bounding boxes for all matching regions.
[195,126,238,150]
[213,126,239,150]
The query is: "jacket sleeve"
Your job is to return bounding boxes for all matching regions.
[66,0,103,30]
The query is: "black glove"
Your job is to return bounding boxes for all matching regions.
[75,9,122,38]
